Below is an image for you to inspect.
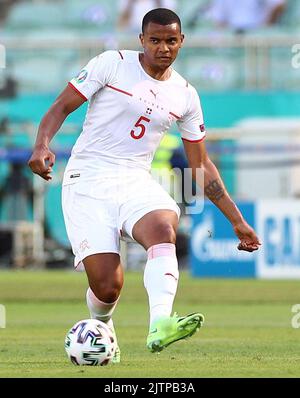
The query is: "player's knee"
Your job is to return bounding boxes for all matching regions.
[154,223,176,244]
[91,280,122,303]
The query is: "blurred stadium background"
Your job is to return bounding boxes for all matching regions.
[1,0,300,379]
[0,0,300,276]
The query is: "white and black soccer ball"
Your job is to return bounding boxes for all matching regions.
[65,319,116,366]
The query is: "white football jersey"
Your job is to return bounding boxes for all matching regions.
[66,50,206,174]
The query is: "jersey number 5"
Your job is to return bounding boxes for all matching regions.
[130,116,150,140]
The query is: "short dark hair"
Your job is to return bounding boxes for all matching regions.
[142,8,181,33]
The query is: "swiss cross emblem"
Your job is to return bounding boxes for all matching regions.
[79,239,90,252]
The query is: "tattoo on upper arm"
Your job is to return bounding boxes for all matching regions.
[204,179,225,201]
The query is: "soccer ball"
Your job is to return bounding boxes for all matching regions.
[65,319,116,366]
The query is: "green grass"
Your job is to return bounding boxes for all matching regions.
[0,270,300,378]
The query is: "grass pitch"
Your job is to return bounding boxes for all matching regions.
[0,269,300,378]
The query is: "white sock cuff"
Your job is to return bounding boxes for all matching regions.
[147,243,176,260]
[144,251,179,290]
[86,287,119,309]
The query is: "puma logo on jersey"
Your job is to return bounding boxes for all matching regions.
[150,89,159,99]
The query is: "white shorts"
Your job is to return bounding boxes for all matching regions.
[61,169,180,271]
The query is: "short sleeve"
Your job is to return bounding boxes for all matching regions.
[69,51,119,101]
[177,87,206,142]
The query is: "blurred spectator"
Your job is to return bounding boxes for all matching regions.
[0,162,33,222]
[210,0,286,32]
[0,0,19,24]
[189,0,286,33]
[0,75,17,98]
[0,117,9,135]
[118,0,177,33]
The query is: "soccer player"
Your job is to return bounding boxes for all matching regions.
[28,8,261,362]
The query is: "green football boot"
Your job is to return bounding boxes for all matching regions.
[147,312,204,353]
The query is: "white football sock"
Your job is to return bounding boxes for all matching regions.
[86,287,118,342]
[143,243,179,329]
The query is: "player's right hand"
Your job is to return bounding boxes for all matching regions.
[233,220,261,252]
[28,146,56,181]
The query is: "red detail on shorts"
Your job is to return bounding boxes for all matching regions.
[68,82,88,101]
[165,273,178,281]
[106,84,133,97]
[182,135,206,143]
[118,51,124,59]
[169,112,181,120]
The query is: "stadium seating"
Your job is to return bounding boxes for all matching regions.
[5,2,64,29]
[175,47,242,91]
[1,0,300,93]
[3,0,118,36]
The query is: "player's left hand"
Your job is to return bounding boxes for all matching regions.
[233,221,261,252]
